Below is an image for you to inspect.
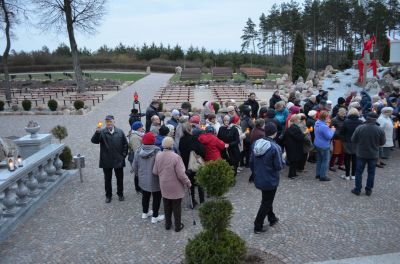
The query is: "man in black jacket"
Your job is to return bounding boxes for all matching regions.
[304,95,317,116]
[91,115,128,203]
[145,100,160,132]
[351,112,385,196]
[244,93,259,118]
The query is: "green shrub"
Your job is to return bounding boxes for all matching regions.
[0,100,5,111]
[59,146,73,169]
[196,159,234,197]
[198,199,233,233]
[47,99,58,111]
[186,159,245,263]
[185,230,246,264]
[74,100,84,110]
[51,125,68,143]
[22,100,32,111]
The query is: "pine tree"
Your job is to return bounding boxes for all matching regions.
[292,31,306,82]
[382,38,390,64]
[241,18,258,67]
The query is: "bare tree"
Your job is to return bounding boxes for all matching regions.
[34,0,106,93]
[0,0,26,101]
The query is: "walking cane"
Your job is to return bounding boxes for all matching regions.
[187,187,196,226]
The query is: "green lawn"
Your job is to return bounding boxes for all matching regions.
[1,72,146,82]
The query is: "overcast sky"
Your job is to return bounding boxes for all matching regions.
[9,0,303,53]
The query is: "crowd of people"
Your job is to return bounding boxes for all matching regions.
[91,87,400,234]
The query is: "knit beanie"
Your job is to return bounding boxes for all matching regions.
[131,121,143,131]
[142,132,155,145]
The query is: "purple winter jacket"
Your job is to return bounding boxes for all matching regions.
[314,120,334,148]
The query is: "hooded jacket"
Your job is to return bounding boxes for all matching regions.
[133,145,160,192]
[314,120,334,148]
[250,137,284,191]
[198,132,226,161]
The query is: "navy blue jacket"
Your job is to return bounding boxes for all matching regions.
[250,137,284,191]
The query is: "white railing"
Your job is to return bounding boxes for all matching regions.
[0,144,65,227]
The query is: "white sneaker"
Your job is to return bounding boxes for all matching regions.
[151,214,165,223]
[142,210,153,219]
[237,167,243,172]
[345,176,350,180]
[351,176,355,180]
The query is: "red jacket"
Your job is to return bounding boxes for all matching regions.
[198,133,225,161]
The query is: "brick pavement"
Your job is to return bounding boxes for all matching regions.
[0,73,399,263]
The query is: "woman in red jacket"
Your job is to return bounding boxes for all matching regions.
[198,126,227,161]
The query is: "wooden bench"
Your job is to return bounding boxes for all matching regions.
[180,68,202,80]
[212,67,233,79]
[240,67,266,78]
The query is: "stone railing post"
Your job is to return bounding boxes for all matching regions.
[37,164,48,189]
[26,171,40,197]
[54,154,63,176]
[16,179,29,206]
[3,187,17,217]
[46,158,57,182]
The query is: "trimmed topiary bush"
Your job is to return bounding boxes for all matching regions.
[51,125,68,143]
[185,230,246,264]
[198,199,233,233]
[74,100,84,110]
[48,99,58,111]
[59,146,73,169]
[0,100,5,111]
[196,159,235,197]
[22,100,32,111]
[185,159,245,264]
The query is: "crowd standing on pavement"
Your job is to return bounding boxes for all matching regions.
[92,86,399,233]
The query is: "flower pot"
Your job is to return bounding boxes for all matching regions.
[25,126,40,138]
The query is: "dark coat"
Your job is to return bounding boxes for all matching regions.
[269,94,282,109]
[341,115,363,154]
[250,137,284,191]
[217,125,241,166]
[145,105,159,132]
[304,99,317,116]
[331,115,345,140]
[351,120,386,159]
[240,115,254,144]
[284,124,305,162]
[179,132,205,170]
[306,117,316,141]
[244,98,260,118]
[91,127,128,169]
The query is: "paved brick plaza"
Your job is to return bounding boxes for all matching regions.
[0,73,399,263]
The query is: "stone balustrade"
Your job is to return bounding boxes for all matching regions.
[0,142,74,240]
